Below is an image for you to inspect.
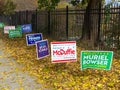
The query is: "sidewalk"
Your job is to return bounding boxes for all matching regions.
[0,39,49,90]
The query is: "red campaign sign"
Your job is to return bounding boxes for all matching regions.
[51,41,77,63]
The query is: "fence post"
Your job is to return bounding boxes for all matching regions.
[98,2,101,42]
[19,11,22,25]
[15,12,17,26]
[66,6,68,40]
[9,15,12,25]
[26,10,28,23]
[35,9,38,32]
[48,11,50,35]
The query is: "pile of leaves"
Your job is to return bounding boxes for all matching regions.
[1,32,120,90]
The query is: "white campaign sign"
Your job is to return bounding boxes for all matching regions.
[4,26,15,34]
[51,41,77,63]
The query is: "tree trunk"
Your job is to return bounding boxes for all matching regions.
[81,0,101,48]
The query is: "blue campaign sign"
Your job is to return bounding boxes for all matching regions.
[26,33,43,46]
[36,40,49,59]
[21,24,32,33]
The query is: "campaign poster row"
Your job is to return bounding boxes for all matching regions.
[3,24,32,38]
[0,22,114,70]
[51,42,113,70]
[51,43,113,70]
[26,33,49,59]
[26,34,77,62]
[26,33,113,70]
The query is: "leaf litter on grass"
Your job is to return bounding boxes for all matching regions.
[1,34,120,90]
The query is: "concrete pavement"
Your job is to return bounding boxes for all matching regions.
[0,39,49,90]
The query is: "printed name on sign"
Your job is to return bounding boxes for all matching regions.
[39,45,48,52]
[53,48,75,55]
[9,29,22,38]
[36,40,49,59]
[21,24,32,33]
[51,41,77,63]
[26,33,43,46]
[80,51,113,70]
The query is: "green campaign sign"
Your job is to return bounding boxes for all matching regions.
[0,23,4,28]
[9,29,22,38]
[16,25,22,30]
[80,51,113,70]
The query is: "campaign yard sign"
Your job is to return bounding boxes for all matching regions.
[21,24,32,33]
[51,41,77,63]
[80,51,113,70]
[16,25,22,31]
[0,23,4,28]
[4,26,15,34]
[26,33,43,46]
[36,40,49,59]
[9,29,22,38]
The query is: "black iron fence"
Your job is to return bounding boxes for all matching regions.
[1,5,120,49]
